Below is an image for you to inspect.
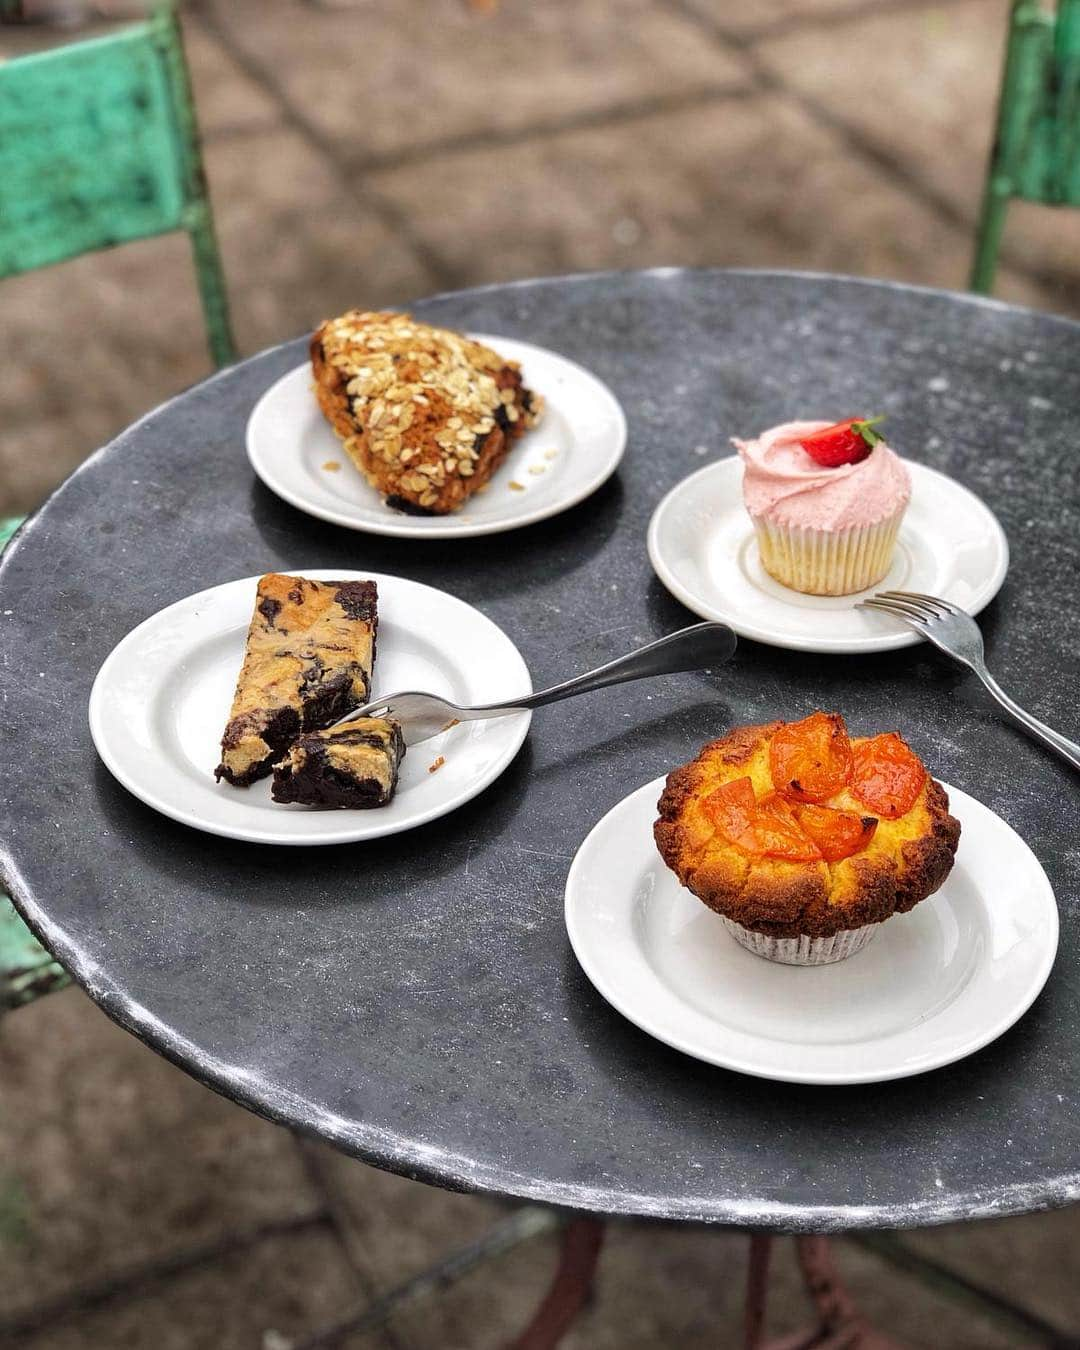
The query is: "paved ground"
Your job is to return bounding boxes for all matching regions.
[4,1,1080,1346]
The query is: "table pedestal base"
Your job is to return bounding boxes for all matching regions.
[504,1223,903,1350]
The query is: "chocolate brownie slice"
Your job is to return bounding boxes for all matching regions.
[271,718,405,809]
[216,574,377,787]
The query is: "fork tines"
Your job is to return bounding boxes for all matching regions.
[857,590,960,620]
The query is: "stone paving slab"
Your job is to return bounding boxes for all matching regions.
[753,0,1009,219]
[367,87,1049,305]
[902,1209,1080,1339]
[679,0,905,37]
[199,0,751,166]
[753,0,1080,295]
[0,989,324,1327]
[8,1228,383,1350]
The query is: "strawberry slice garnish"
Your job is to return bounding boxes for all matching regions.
[800,415,885,468]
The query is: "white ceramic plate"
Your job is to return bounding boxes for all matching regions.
[247,335,627,539]
[647,457,1009,654]
[565,778,1057,1085]
[89,570,531,845]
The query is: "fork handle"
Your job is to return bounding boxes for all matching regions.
[975,668,1080,772]
[476,622,737,715]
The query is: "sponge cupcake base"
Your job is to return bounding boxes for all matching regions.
[752,510,905,597]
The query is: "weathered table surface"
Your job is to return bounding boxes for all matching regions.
[3,270,1078,1232]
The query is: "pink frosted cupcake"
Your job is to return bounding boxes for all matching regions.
[733,416,911,596]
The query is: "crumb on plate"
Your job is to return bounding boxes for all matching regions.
[322,460,342,472]
[429,756,446,773]
[508,480,525,491]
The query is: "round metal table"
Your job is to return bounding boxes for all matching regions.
[2,270,1078,1234]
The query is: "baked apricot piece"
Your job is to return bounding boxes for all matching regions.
[790,801,878,862]
[768,711,853,803]
[851,732,926,819]
[752,793,823,862]
[702,776,756,851]
[704,778,822,861]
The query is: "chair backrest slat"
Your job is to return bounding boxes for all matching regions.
[0,7,235,365]
[0,23,189,275]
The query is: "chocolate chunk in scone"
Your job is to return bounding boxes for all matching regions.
[215,574,377,787]
[271,718,405,809]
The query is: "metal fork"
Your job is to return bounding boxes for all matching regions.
[333,622,737,745]
[858,590,1080,772]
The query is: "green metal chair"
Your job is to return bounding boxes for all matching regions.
[971,0,1080,291]
[0,6,236,1009]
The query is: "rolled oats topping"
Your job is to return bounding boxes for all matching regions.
[310,310,543,515]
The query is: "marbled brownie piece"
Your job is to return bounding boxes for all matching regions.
[310,310,543,515]
[215,574,377,787]
[271,718,405,809]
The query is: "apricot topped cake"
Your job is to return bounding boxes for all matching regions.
[215,574,377,787]
[654,713,960,964]
[310,311,544,515]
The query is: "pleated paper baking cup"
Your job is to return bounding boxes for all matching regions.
[719,916,878,966]
[752,510,904,596]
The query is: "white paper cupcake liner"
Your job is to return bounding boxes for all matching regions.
[753,510,904,596]
[719,916,878,965]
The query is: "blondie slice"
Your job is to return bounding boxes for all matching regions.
[271,718,405,809]
[216,574,377,787]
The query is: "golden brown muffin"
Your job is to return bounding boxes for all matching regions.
[310,311,543,514]
[654,714,960,940]
[216,574,377,787]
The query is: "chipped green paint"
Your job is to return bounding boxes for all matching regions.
[972,0,1080,291]
[0,6,235,366]
[0,898,69,1011]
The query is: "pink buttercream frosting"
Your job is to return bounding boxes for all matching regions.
[733,420,911,530]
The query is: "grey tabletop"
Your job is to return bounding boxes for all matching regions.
[2,270,1078,1232]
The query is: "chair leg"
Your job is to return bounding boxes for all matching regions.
[746,1234,904,1350]
[506,1217,605,1350]
[970,179,1011,294]
[188,208,237,370]
[745,1234,774,1349]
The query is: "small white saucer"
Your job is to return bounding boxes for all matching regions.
[565,778,1057,1085]
[647,457,1009,653]
[89,570,531,846]
[247,335,627,539]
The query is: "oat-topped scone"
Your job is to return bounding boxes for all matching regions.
[310,311,543,514]
[216,574,377,788]
[272,718,405,809]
